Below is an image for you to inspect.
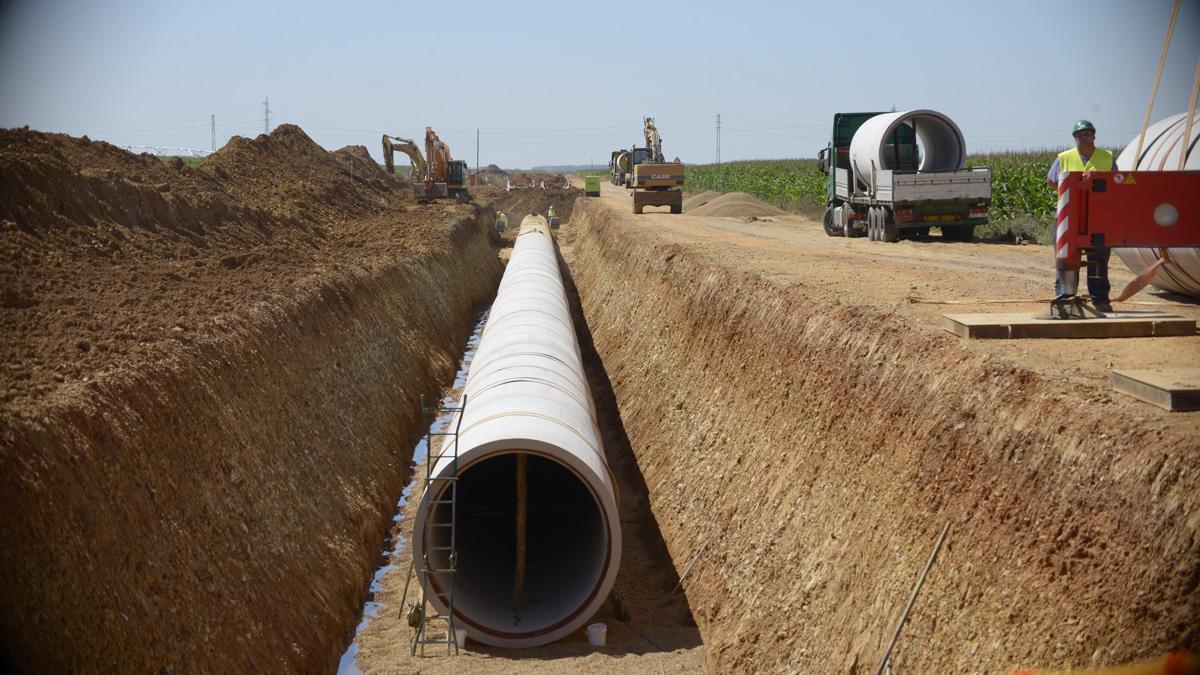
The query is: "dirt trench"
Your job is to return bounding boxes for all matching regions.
[564,198,1200,673]
[0,126,505,673]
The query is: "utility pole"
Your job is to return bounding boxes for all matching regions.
[263,97,271,134]
[476,128,480,176]
[716,113,721,165]
[210,114,216,153]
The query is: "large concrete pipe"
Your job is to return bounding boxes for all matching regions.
[411,216,620,648]
[849,109,967,187]
[1114,112,1200,299]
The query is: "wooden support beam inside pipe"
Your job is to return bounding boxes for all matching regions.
[514,453,527,615]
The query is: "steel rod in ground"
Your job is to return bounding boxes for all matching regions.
[874,522,951,675]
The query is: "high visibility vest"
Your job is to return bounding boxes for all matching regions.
[1058,147,1114,175]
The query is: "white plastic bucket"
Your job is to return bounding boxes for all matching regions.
[453,627,468,649]
[586,622,607,647]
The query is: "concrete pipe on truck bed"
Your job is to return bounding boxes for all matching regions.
[849,109,967,188]
[1114,112,1200,299]
[411,216,620,648]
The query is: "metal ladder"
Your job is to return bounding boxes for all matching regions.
[404,394,467,656]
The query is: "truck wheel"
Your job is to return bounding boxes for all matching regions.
[958,225,975,242]
[867,207,878,241]
[842,208,855,238]
[880,208,899,242]
[941,225,960,240]
[671,204,682,214]
[823,207,841,237]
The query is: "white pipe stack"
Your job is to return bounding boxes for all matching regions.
[849,109,967,187]
[411,216,620,648]
[1115,112,1200,299]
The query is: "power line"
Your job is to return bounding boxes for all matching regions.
[715,113,721,165]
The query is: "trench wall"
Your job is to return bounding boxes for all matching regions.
[566,200,1199,673]
[0,211,502,673]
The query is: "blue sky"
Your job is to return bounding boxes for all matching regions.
[1,0,1197,167]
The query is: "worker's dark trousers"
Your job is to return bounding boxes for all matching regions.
[1055,247,1110,302]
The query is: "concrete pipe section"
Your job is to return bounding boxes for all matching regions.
[1114,112,1200,299]
[849,109,967,187]
[411,216,620,648]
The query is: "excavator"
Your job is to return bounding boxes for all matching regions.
[381,127,469,200]
[381,135,425,180]
[625,117,684,214]
[422,126,469,200]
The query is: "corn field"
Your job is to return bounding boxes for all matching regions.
[683,150,1119,242]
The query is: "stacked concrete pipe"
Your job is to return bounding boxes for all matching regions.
[411,216,620,648]
[1114,112,1200,299]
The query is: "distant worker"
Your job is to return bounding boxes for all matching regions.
[1046,119,1114,312]
[547,206,557,221]
[496,211,508,232]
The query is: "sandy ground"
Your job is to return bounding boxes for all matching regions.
[586,178,1200,432]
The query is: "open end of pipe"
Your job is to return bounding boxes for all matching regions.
[883,114,964,170]
[425,452,609,642]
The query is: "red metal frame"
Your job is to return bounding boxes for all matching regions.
[1055,170,1200,295]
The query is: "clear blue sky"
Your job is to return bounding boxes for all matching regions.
[1,0,1197,168]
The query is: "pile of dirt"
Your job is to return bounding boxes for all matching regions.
[686,191,785,218]
[682,190,721,211]
[472,178,582,237]
[1,124,503,672]
[0,124,428,408]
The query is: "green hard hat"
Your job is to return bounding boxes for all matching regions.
[1072,119,1096,135]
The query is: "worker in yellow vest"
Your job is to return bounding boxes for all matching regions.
[1046,120,1115,312]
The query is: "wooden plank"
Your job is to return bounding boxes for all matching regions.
[1112,368,1200,411]
[942,311,1196,339]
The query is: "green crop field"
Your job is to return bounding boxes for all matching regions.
[159,155,205,168]
[682,149,1120,243]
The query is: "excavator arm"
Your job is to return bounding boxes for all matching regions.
[382,134,426,179]
[643,117,665,164]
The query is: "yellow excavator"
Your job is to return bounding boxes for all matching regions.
[382,135,426,180]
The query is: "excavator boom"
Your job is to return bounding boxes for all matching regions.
[382,135,426,179]
[644,117,665,164]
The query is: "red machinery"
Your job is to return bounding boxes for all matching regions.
[1049,170,1200,318]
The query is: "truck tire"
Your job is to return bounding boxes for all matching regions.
[842,208,855,238]
[880,207,899,242]
[823,207,841,237]
[867,207,878,241]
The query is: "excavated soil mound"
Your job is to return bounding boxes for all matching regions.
[0,125,503,673]
[0,124,422,406]
[687,191,785,218]
[477,163,509,186]
[682,190,721,211]
[567,199,1199,673]
[472,179,582,235]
